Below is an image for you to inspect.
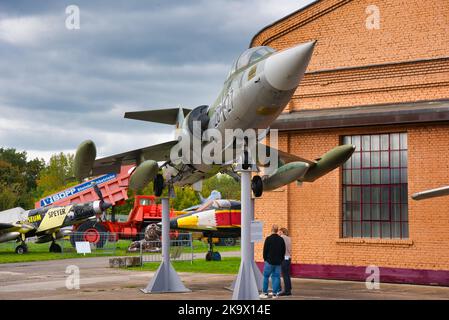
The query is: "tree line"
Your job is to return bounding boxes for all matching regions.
[0,148,241,213]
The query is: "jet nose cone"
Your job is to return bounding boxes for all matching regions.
[264,40,316,91]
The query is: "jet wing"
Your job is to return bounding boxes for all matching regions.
[257,143,316,166]
[91,140,179,176]
[88,140,178,176]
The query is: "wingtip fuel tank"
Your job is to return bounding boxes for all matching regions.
[262,161,310,191]
[300,144,356,182]
[129,160,159,190]
[74,140,97,181]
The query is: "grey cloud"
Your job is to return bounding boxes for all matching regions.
[0,0,314,161]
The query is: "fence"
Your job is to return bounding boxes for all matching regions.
[139,233,194,265]
[0,232,194,260]
[0,232,119,255]
[60,232,119,255]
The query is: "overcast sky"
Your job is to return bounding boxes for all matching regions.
[0,0,314,162]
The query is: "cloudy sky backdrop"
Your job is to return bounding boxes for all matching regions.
[0,0,313,162]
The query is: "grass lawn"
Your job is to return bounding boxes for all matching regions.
[0,240,137,264]
[0,239,240,264]
[130,257,241,274]
[192,240,240,253]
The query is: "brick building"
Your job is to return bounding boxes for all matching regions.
[252,0,449,285]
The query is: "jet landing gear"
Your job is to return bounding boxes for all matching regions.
[251,176,263,197]
[15,243,28,254]
[154,173,164,197]
[205,236,221,261]
[242,150,264,198]
[49,241,62,253]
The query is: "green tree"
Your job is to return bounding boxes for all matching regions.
[35,153,75,200]
[0,148,45,210]
[0,182,20,210]
[202,174,240,200]
[171,186,199,211]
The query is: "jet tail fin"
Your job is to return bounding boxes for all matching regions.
[124,107,191,126]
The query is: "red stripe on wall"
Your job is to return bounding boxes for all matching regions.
[256,262,449,286]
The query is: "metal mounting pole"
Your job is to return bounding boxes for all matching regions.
[232,170,260,300]
[141,197,190,294]
[228,197,263,292]
[250,198,263,289]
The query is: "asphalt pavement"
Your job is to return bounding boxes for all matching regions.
[1,256,449,300]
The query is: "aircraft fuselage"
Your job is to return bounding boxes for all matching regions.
[167,42,316,186]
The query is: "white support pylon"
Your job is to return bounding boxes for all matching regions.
[249,198,264,290]
[228,198,263,292]
[141,197,190,294]
[232,170,260,300]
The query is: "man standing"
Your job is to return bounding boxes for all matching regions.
[278,227,292,296]
[260,224,285,299]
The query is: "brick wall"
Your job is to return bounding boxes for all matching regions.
[252,0,449,110]
[252,0,449,272]
[255,124,449,271]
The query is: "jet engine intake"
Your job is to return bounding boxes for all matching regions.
[187,105,210,139]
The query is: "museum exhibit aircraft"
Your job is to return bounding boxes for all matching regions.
[170,198,241,260]
[74,41,355,198]
[412,185,449,200]
[0,183,111,254]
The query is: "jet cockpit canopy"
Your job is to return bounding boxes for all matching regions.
[227,46,276,79]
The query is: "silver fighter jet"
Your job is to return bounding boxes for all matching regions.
[74,41,355,197]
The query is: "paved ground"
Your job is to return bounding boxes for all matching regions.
[1,257,449,300]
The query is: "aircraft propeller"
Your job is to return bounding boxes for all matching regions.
[91,182,112,220]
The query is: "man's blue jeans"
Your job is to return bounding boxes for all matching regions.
[262,261,281,294]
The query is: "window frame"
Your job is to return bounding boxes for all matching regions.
[341,132,409,239]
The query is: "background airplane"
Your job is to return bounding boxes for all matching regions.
[412,185,449,200]
[183,190,222,212]
[170,198,241,261]
[0,183,111,254]
[74,41,355,198]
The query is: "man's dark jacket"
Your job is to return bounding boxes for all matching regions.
[263,233,286,265]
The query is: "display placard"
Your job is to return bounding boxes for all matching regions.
[250,220,264,243]
[75,241,92,254]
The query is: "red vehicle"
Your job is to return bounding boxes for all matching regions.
[70,195,176,247]
[35,166,178,247]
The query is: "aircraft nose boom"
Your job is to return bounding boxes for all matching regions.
[264,40,316,91]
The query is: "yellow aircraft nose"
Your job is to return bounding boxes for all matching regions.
[172,214,199,229]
